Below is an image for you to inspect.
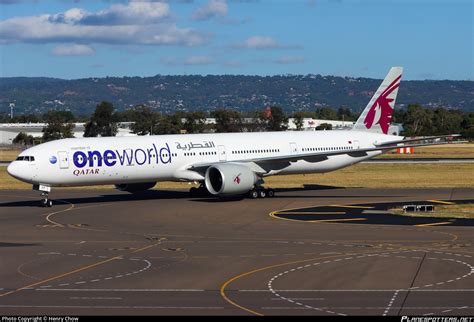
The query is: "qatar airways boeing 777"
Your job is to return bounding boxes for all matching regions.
[7,67,460,206]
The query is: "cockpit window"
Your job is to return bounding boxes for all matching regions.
[15,156,34,162]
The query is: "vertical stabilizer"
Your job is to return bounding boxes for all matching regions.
[352,67,403,134]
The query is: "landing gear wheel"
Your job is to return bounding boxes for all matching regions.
[267,189,275,198]
[40,198,52,207]
[249,189,259,199]
[258,189,266,198]
[189,187,197,197]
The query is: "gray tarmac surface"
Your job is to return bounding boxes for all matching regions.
[0,187,473,316]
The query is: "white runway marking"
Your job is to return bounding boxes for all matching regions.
[383,290,400,316]
[266,250,474,316]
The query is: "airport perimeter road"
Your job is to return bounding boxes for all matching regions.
[0,187,473,316]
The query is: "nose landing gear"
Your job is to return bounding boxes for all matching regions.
[33,184,53,207]
[40,192,53,207]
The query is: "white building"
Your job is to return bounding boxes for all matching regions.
[287,118,354,131]
[0,122,136,145]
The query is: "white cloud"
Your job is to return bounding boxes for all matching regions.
[49,2,170,26]
[0,0,24,4]
[184,55,214,65]
[192,0,228,21]
[52,44,95,56]
[274,55,305,64]
[0,2,209,46]
[232,36,279,49]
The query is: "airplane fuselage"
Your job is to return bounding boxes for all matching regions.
[8,130,399,187]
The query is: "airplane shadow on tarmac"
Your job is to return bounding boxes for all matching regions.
[0,190,190,208]
[0,185,411,207]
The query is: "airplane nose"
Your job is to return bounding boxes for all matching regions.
[7,162,22,180]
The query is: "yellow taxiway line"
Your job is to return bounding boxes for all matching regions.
[276,211,346,215]
[415,221,453,227]
[0,242,162,298]
[427,200,455,205]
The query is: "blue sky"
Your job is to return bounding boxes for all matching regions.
[0,0,472,80]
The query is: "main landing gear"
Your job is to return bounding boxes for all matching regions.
[248,187,275,199]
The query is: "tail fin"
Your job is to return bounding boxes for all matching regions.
[352,67,403,134]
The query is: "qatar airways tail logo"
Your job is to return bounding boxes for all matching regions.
[364,75,401,134]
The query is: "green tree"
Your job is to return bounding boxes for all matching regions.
[392,108,407,124]
[315,107,338,120]
[292,112,305,131]
[84,101,118,137]
[431,108,463,135]
[12,114,41,123]
[129,105,160,136]
[42,110,75,142]
[12,132,35,146]
[460,112,474,139]
[155,113,182,134]
[211,109,243,133]
[403,104,433,136]
[316,123,333,130]
[259,106,288,131]
[183,111,207,134]
[337,107,355,121]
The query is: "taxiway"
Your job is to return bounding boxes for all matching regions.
[0,187,473,316]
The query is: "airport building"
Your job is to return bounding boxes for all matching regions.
[0,122,136,145]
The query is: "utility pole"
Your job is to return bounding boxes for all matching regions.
[9,102,15,120]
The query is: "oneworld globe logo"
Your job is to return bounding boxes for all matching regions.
[49,156,57,164]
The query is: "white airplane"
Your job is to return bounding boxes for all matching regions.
[7,67,460,207]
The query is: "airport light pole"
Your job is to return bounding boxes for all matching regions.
[9,102,15,119]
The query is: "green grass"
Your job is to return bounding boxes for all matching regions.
[376,143,474,159]
[264,163,474,189]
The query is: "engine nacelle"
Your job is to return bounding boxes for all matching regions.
[115,182,156,193]
[204,163,257,196]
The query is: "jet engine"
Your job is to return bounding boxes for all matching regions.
[204,163,257,196]
[115,182,156,193]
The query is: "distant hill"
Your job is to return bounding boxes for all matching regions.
[0,75,473,115]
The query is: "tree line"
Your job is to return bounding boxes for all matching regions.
[4,101,473,146]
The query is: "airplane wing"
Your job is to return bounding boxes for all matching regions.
[188,134,466,175]
[374,134,462,147]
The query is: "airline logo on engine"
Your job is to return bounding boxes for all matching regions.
[72,143,172,169]
[233,173,242,184]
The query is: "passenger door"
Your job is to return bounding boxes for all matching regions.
[58,151,69,169]
[290,142,298,154]
[218,145,227,162]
